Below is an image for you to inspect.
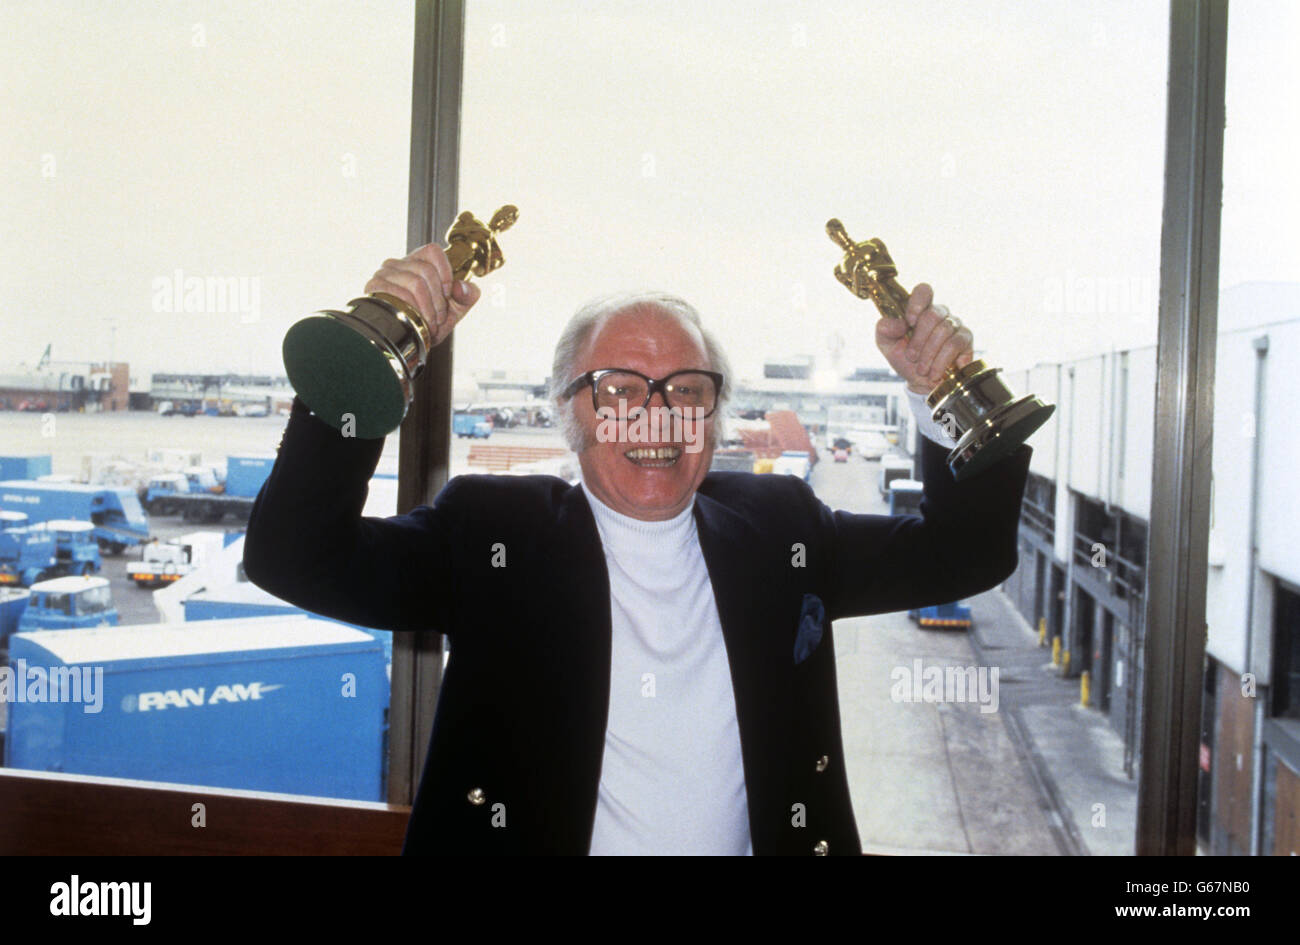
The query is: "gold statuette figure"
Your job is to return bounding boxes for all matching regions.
[444,205,519,281]
[827,218,1054,480]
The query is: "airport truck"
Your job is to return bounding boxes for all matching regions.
[139,466,222,515]
[453,411,493,439]
[148,454,274,524]
[888,480,974,629]
[37,520,102,577]
[16,575,119,632]
[139,474,191,515]
[128,531,227,588]
[0,481,150,553]
[5,615,388,801]
[0,526,57,587]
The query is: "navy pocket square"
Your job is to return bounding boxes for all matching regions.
[793,593,826,665]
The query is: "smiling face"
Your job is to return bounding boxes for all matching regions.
[569,303,717,521]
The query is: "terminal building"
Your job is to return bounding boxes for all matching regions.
[148,373,295,415]
[0,359,130,413]
[999,281,1300,855]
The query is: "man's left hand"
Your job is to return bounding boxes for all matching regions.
[875,282,975,394]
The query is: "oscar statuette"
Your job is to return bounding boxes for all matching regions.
[282,205,519,439]
[827,218,1054,480]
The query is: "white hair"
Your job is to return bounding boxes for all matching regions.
[549,291,731,452]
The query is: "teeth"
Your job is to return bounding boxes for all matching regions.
[626,447,682,461]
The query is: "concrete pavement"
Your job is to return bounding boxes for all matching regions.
[812,452,1136,855]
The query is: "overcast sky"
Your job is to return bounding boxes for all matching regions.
[2,0,1295,385]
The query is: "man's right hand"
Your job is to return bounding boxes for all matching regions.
[364,243,481,347]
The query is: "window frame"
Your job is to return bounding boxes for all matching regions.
[0,0,1230,856]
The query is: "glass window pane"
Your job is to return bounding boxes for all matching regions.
[1198,0,1300,856]
[0,1,413,801]
[459,0,1168,853]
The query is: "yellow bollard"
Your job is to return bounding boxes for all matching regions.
[1080,670,1091,707]
[1038,618,1047,647]
[1062,649,1071,676]
[1051,636,1061,666]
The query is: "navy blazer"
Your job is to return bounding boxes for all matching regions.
[242,398,1030,855]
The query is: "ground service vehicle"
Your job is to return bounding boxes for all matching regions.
[128,532,227,588]
[140,466,221,515]
[37,520,102,577]
[140,474,191,515]
[144,455,273,524]
[15,575,119,632]
[453,412,493,438]
[0,527,57,587]
[0,481,149,553]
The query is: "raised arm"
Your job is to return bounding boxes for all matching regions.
[815,436,1030,621]
[818,279,1029,617]
[241,243,481,632]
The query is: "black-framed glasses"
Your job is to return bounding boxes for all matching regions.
[560,368,724,418]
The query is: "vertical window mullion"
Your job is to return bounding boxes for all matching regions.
[387,0,466,808]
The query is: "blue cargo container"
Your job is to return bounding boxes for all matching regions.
[5,615,387,800]
[0,481,149,552]
[183,580,393,670]
[0,455,52,481]
[224,455,275,499]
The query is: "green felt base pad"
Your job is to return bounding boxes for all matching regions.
[282,315,407,440]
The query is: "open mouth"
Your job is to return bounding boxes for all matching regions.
[624,446,683,468]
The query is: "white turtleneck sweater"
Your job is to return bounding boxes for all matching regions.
[581,390,949,855]
[582,484,753,856]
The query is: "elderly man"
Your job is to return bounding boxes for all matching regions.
[242,242,1030,856]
